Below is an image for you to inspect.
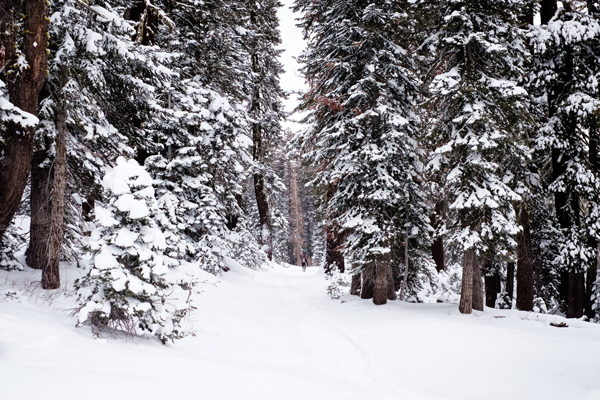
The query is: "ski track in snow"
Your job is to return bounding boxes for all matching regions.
[1,264,600,400]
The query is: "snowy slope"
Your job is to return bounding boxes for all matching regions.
[1,263,600,400]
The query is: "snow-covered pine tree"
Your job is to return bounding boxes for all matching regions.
[144,0,260,272]
[423,0,533,313]
[245,0,286,261]
[27,0,176,287]
[294,0,430,305]
[76,157,191,343]
[529,0,600,318]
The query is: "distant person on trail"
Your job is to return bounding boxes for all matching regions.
[301,254,307,272]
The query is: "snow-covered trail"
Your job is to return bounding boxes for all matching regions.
[1,264,600,400]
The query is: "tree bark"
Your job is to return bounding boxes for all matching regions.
[350,273,361,296]
[373,256,390,306]
[459,248,474,314]
[392,263,401,291]
[516,206,534,311]
[387,263,397,301]
[472,256,484,311]
[41,106,66,289]
[506,262,515,302]
[0,0,48,240]
[360,265,374,299]
[27,154,52,270]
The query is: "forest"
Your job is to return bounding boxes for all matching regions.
[0,0,599,384]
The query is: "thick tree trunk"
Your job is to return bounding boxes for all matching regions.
[472,257,484,311]
[373,256,391,306]
[506,262,515,301]
[350,273,361,296]
[27,155,52,270]
[0,0,48,240]
[360,266,374,299]
[516,206,534,311]
[484,261,501,309]
[459,248,474,314]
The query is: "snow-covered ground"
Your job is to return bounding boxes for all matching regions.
[1,263,600,400]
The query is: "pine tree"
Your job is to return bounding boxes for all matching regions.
[245,0,286,261]
[530,0,600,318]
[423,0,533,313]
[76,157,191,343]
[295,0,430,305]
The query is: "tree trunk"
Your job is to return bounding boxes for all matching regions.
[360,265,374,299]
[324,183,344,274]
[541,0,557,25]
[432,237,445,273]
[431,201,445,272]
[484,261,501,309]
[254,171,272,260]
[289,164,305,265]
[252,118,272,261]
[27,154,52,270]
[567,272,585,318]
[0,0,48,240]
[392,263,401,291]
[387,263,397,301]
[516,206,534,311]
[506,262,515,301]
[472,257,484,311]
[41,106,66,289]
[459,248,474,314]
[350,273,361,296]
[373,256,390,306]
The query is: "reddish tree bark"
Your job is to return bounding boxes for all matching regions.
[360,266,374,299]
[0,0,48,240]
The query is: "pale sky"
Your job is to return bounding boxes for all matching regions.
[277,0,307,131]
